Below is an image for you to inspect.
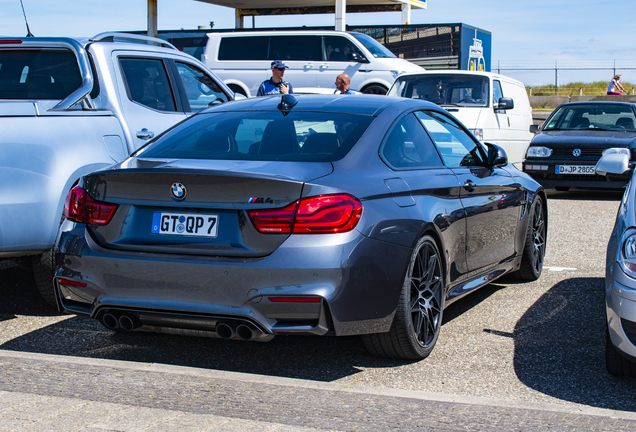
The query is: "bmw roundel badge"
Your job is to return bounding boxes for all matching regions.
[171,182,187,200]
[572,148,581,157]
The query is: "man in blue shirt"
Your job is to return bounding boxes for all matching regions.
[335,73,355,95]
[256,60,294,96]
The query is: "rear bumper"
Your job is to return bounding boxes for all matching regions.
[54,219,411,338]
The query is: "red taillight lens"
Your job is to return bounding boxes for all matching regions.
[0,40,22,44]
[247,201,297,234]
[64,186,118,225]
[248,194,362,234]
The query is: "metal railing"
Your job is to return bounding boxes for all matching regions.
[495,60,636,95]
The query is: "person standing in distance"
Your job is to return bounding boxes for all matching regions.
[256,60,294,96]
[335,73,355,95]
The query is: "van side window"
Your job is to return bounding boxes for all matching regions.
[323,36,363,62]
[269,36,321,61]
[218,36,268,61]
[120,58,176,112]
[493,80,503,107]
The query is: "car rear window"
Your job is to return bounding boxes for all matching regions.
[0,48,82,100]
[136,111,374,162]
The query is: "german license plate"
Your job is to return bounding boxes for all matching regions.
[151,212,218,237]
[556,165,595,175]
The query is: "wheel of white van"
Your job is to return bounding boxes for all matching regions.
[228,85,247,97]
[32,249,57,307]
[362,85,388,95]
[362,235,444,360]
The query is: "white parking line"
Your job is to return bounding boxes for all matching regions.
[544,266,578,271]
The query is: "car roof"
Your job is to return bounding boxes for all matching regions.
[205,94,431,116]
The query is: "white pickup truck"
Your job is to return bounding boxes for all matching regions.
[0,32,234,305]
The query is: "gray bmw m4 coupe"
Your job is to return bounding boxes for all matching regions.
[54,94,547,360]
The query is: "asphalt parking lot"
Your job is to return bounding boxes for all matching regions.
[1,188,636,424]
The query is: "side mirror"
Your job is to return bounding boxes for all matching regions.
[485,142,508,167]
[595,152,631,176]
[495,97,514,111]
[349,52,367,63]
[529,124,540,134]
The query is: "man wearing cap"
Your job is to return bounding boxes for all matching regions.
[256,60,294,97]
[334,73,355,95]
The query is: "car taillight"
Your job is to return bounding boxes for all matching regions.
[64,186,118,225]
[248,194,362,234]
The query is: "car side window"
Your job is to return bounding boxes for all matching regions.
[218,36,269,61]
[415,111,484,168]
[381,113,444,169]
[120,58,176,112]
[323,36,364,62]
[493,80,503,107]
[175,62,229,112]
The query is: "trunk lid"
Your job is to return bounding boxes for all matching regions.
[83,159,332,257]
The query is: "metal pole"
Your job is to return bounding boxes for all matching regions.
[147,0,157,38]
[555,60,558,96]
[498,60,500,74]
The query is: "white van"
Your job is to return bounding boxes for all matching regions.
[387,71,534,167]
[202,30,423,97]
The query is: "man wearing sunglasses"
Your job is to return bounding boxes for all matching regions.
[256,60,294,97]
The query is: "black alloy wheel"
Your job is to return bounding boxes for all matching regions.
[510,196,546,281]
[363,235,444,360]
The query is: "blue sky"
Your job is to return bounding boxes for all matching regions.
[2,0,635,87]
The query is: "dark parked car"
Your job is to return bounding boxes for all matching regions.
[54,94,547,360]
[595,152,636,376]
[523,101,636,190]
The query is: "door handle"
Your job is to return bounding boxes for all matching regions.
[304,63,313,69]
[136,128,155,140]
[463,180,477,193]
[319,64,329,70]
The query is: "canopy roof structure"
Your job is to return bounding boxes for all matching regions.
[146,0,426,36]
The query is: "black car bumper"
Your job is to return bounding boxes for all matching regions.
[523,160,630,189]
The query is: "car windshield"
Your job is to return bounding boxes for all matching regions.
[0,48,82,100]
[388,74,489,107]
[543,104,636,131]
[136,111,374,162]
[349,32,396,58]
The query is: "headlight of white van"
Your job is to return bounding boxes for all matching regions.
[618,229,636,279]
[469,129,483,141]
[526,146,552,158]
[603,147,631,156]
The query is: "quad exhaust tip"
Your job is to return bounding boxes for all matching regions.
[99,310,268,341]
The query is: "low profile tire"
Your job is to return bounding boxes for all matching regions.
[362,235,444,360]
[32,249,57,307]
[606,326,636,377]
[361,84,388,95]
[554,186,570,192]
[509,195,546,282]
